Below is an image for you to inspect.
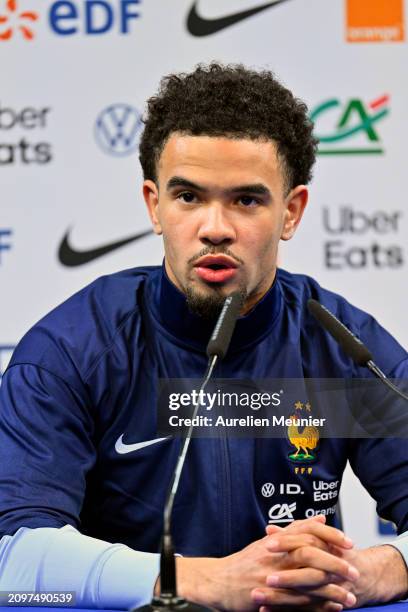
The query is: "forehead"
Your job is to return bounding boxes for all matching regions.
[157,133,285,190]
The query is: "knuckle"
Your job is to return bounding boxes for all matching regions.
[327,584,345,598]
[339,560,351,575]
[313,569,328,584]
[305,534,317,547]
[321,583,350,604]
[263,589,277,603]
[298,545,314,563]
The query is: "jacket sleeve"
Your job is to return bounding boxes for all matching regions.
[348,358,408,534]
[0,525,159,608]
[0,364,160,607]
[0,363,95,535]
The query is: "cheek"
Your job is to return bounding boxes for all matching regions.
[163,232,179,255]
[162,208,196,234]
[162,223,193,267]
[242,226,279,260]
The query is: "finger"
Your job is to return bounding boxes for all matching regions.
[321,602,344,612]
[266,570,356,606]
[300,584,356,609]
[329,543,355,559]
[265,524,283,535]
[289,546,360,582]
[267,567,334,588]
[252,585,354,609]
[266,515,326,536]
[281,518,354,549]
[279,515,327,529]
[260,602,344,612]
[304,522,354,550]
[252,587,313,608]
[290,515,327,527]
[267,533,330,553]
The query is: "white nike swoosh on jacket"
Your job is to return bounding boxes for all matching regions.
[115,434,170,454]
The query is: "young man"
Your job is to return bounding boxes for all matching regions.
[0,63,407,611]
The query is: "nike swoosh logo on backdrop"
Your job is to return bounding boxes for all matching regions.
[186,0,290,36]
[115,435,170,455]
[58,228,153,267]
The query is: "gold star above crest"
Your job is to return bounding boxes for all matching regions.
[305,402,312,412]
[294,401,303,410]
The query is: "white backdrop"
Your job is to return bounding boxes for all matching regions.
[1,0,407,545]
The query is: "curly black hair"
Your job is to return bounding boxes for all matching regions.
[139,63,317,192]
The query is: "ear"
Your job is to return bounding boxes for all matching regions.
[281,185,308,241]
[143,180,162,235]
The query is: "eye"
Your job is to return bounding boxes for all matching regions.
[238,195,260,207]
[177,191,197,203]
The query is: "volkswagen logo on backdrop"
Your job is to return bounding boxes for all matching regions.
[94,104,143,157]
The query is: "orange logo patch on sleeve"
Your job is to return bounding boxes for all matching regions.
[346,0,404,42]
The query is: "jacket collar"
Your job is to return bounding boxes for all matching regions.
[148,264,283,354]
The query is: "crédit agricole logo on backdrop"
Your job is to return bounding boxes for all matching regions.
[0,0,142,39]
[311,95,390,155]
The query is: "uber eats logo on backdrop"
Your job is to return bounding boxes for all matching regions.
[322,206,404,270]
[0,0,141,40]
[0,103,52,166]
[310,95,390,155]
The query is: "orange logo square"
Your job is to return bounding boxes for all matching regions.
[346,0,405,42]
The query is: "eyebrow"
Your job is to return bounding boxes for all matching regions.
[229,184,271,197]
[166,177,202,191]
[166,176,271,198]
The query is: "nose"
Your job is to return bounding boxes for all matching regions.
[197,202,236,246]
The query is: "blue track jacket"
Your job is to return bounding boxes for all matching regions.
[0,266,407,607]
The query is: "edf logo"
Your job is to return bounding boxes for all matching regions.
[49,0,140,35]
[0,0,141,40]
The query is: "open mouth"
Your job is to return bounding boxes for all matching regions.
[206,263,227,270]
[194,256,238,284]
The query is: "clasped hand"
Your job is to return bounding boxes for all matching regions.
[177,513,407,611]
[176,515,360,611]
[251,515,359,611]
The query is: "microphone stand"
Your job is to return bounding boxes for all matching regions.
[133,292,242,612]
[152,356,218,611]
[307,298,408,530]
[307,299,408,403]
[366,360,408,403]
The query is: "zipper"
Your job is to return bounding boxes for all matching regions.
[216,363,232,555]
[219,429,232,554]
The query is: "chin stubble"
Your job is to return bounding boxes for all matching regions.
[184,284,248,321]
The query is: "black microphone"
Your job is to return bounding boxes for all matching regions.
[132,292,242,612]
[307,298,408,402]
[207,291,243,359]
[307,299,373,366]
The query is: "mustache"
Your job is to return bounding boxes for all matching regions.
[187,247,244,266]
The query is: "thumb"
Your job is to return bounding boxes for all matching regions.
[265,524,283,535]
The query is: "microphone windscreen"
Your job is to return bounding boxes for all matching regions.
[307,298,373,366]
[206,291,243,359]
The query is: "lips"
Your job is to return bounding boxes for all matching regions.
[193,255,238,284]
